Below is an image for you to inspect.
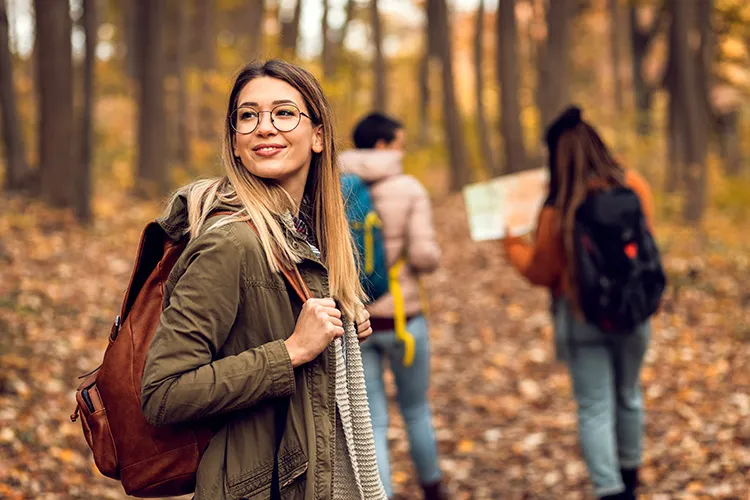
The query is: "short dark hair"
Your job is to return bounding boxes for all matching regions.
[352,112,404,149]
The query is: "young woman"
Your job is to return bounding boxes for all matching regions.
[140,60,387,500]
[503,107,654,500]
[339,113,446,500]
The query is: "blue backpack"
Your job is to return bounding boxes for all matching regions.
[341,173,389,303]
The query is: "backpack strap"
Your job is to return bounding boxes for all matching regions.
[388,257,416,367]
[276,256,312,303]
[360,212,383,275]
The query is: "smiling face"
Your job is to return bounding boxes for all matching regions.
[232,76,324,204]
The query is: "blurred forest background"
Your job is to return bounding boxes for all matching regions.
[2,0,750,217]
[1,0,749,499]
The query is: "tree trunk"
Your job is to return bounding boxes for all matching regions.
[75,0,96,222]
[135,0,168,198]
[473,0,496,176]
[1,0,30,192]
[418,0,439,147]
[418,50,430,146]
[695,0,741,176]
[670,0,708,222]
[716,109,741,176]
[335,0,356,57]
[696,0,741,178]
[195,0,215,140]
[162,0,181,79]
[161,0,180,168]
[429,0,470,190]
[176,0,192,170]
[321,0,333,79]
[371,0,387,112]
[629,4,663,136]
[497,0,526,174]
[35,0,75,208]
[248,0,266,60]
[665,84,685,193]
[195,0,216,70]
[537,0,573,131]
[122,0,138,80]
[326,0,355,79]
[696,0,715,127]
[280,0,302,58]
[6,0,15,55]
[664,14,679,193]
[609,0,623,113]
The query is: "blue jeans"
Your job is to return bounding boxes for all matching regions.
[555,299,650,497]
[361,315,441,498]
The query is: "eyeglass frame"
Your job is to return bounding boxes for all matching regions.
[229,103,316,135]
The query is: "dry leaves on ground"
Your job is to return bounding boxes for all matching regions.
[0,193,748,499]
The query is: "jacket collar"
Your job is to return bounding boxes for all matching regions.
[156,185,325,266]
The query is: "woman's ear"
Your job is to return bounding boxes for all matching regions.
[312,125,324,153]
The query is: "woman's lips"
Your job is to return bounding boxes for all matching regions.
[253,145,285,157]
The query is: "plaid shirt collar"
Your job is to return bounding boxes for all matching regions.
[292,215,313,244]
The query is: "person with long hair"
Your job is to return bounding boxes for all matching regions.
[503,107,654,500]
[140,60,387,500]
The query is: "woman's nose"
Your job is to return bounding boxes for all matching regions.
[255,111,276,136]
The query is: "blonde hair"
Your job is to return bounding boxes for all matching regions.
[164,60,365,318]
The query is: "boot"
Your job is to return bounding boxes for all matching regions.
[620,467,639,498]
[421,480,450,500]
[599,492,632,500]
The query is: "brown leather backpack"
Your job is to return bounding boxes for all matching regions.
[71,217,310,497]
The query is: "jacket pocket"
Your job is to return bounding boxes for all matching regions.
[227,447,308,499]
[280,460,308,491]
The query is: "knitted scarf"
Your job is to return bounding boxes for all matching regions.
[332,319,388,500]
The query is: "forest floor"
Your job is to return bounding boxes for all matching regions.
[0,191,748,499]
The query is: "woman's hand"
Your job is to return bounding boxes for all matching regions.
[285,298,344,367]
[356,308,373,343]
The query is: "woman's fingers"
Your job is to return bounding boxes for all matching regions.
[330,316,343,328]
[357,318,371,333]
[322,306,342,319]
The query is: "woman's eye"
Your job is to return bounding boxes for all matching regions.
[240,111,257,120]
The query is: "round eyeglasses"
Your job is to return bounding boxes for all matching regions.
[230,104,313,135]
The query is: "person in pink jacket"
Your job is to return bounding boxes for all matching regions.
[339,113,447,500]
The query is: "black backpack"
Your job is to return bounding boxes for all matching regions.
[573,186,666,333]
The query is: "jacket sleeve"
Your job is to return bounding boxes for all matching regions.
[503,207,564,289]
[141,226,295,427]
[405,177,441,273]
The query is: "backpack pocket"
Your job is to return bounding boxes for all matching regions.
[72,376,119,479]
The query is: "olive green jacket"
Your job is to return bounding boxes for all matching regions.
[141,194,337,500]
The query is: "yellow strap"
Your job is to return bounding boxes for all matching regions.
[389,257,415,367]
[363,212,382,275]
